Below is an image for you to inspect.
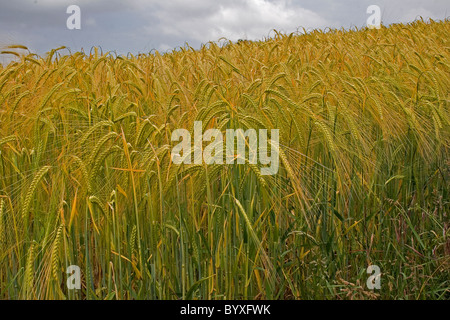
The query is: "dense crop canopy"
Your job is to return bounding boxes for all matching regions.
[0,19,448,299]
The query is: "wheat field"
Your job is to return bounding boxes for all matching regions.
[0,19,449,300]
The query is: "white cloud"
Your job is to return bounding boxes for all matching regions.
[140,0,328,43]
[398,7,435,23]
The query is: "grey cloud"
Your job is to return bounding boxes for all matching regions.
[0,0,448,62]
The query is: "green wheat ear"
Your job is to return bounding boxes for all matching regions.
[51,225,63,281]
[0,135,16,147]
[21,165,51,220]
[130,224,137,258]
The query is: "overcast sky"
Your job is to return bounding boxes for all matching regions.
[0,0,448,64]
